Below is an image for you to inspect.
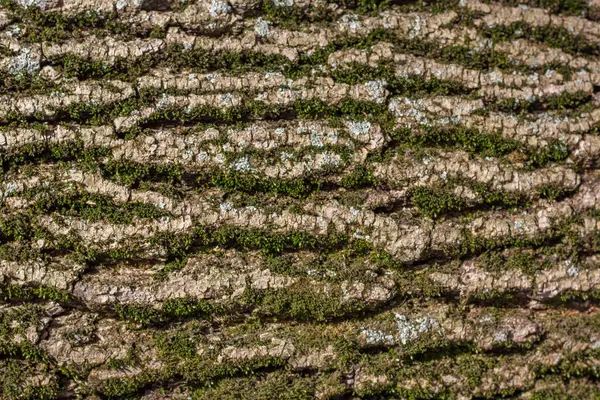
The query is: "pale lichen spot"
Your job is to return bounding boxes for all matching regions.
[394,314,442,345]
[360,329,395,345]
[209,0,232,17]
[219,202,234,212]
[9,48,40,75]
[233,156,252,172]
[346,120,371,137]
[254,18,271,37]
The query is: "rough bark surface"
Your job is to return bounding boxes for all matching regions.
[1,0,600,398]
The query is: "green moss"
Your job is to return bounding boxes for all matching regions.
[148,25,167,39]
[398,125,519,158]
[152,226,352,270]
[99,372,157,398]
[490,91,592,116]
[0,359,58,400]
[411,186,466,218]
[114,297,216,327]
[449,216,575,258]
[533,349,600,380]
[326,0,396,13]
[31,24,549,89]
[117,273,376,325]
[527,139,570,167]
[240,285,368,322]
[155,329,199,359]
[260,1,334,29]
[191,372,317,400]
[0,1,131,43]
[402,340,479,365]
[293,99,393,127]
[340,165,377,189]
[22,186,171,224]
[528,381,600,400]
[545,90,593,111]
[162,297,216,319]
[59,55,114,80]
[182,356,287,388]
[106,358,128,371]
[556,289,600,303]
[0,283,71,303]
[50,47,293,83]
[0,140,109,172]
[386,74,471,97]
[0,213,36,242]
[0,340,50,363]
[199,170,324,199]
[489,0,591,17]
[100,158,185,187]
[98,355,289,397]
[332,63,472,97]
[326,0,459,14]
[539,185,572,200]
[481,250,549,276]
[0,71,61,95]
[483,21,599,56]
[435,44,515,72]
[357,354,494,398]
[472,182,527,208]
[113,303,164,327]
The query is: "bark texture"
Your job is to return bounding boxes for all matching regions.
[1,0,600,398]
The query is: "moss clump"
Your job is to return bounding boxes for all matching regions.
[50,47,293,83]
[152,226,351,270]
[539,185,572,200]
[0,359,58,400]
[0,141,109,172]
[451,219,571,258]
[332,63,473,97]
[491,0,591,17]
[100,158,185,187]
[491,91,592,116]
[154,328,200,359]
[483,21,599,56]
[481,250,550,276]
[0,1,131,43]
[395,125,519,158]
[191,372,318,400]
[0,214,37,243]
[114,297,216,327]
[23,186,171,224]
[340,165,377,189]
[411,186,466,218]
[326,0,457,14]
[293,99,392,126]
[533,349,600,380]
[200,170,324,199]
[326,0,397,13]
[260,1,334,28]
[0,71,61,95]
[527,139,569,167]
[0,340,50,363]
[97,355,289,397]
[98,372,157,398]
[240,286,368,322]
[472,182,526,208]
[0,282,71,303]
[179,356,287,390]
